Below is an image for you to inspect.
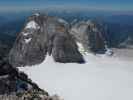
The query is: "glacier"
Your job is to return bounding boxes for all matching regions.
[19,51,133,100]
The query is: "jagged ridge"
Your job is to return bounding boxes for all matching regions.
[9,13,85,67]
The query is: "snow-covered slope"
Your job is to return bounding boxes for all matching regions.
[19,53,133,100]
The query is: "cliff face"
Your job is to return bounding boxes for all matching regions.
[9,13,84,67]
[9,14,47,67]
[70,20,107,53]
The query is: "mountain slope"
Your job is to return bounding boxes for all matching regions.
[70,20,107,53]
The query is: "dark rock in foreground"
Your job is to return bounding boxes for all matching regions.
[9,13,84,67]
[0,91,61,100]
[0,60,48,94]
[0,60,61,100]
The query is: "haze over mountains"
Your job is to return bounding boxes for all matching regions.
[0,9,133,100]
[0,9,133,61]
[0,10,133,47]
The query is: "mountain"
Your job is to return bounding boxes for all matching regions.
[105,22,133,47]
[118,36,133,49]
[1,11,133,100]
[0,11,31,36]
[70,20,108,54]
[9,13,84,67]
[0,11,132,100]
[9,12,133,67]
[0,17,26,36]
[0,34,15,59]
[0,33,15,45]
[40,11,133,49]
[1,11,133,48]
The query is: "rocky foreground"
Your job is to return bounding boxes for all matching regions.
[0,59,62,100]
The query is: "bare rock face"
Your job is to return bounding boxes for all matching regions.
[9,14,48,67]
[46,17,85,63]
[9,13,84,67]
[70,20,107,54]
[51,32,84,63]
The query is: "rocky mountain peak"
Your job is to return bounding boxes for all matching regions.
[9,13,84,67]
[70,19,107,54]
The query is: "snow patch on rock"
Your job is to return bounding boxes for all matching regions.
[105,48,113,56]
[105,45,113,56]
[22,32,31,36]
[77,42,89,55]
[25,21,40,29]
[24,38,32,43]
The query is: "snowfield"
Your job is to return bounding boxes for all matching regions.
[20,51,133,100]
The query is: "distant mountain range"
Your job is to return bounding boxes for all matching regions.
[8,12,128,67]
[0,11,133,47]
[0,10,133,100]
[0,33,15,59]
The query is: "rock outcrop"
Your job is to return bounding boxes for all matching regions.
[0,60,47,94]
[0,60,62,100]
[9,13,84,67]
[70,20,108,54]
[9,14,48,67]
